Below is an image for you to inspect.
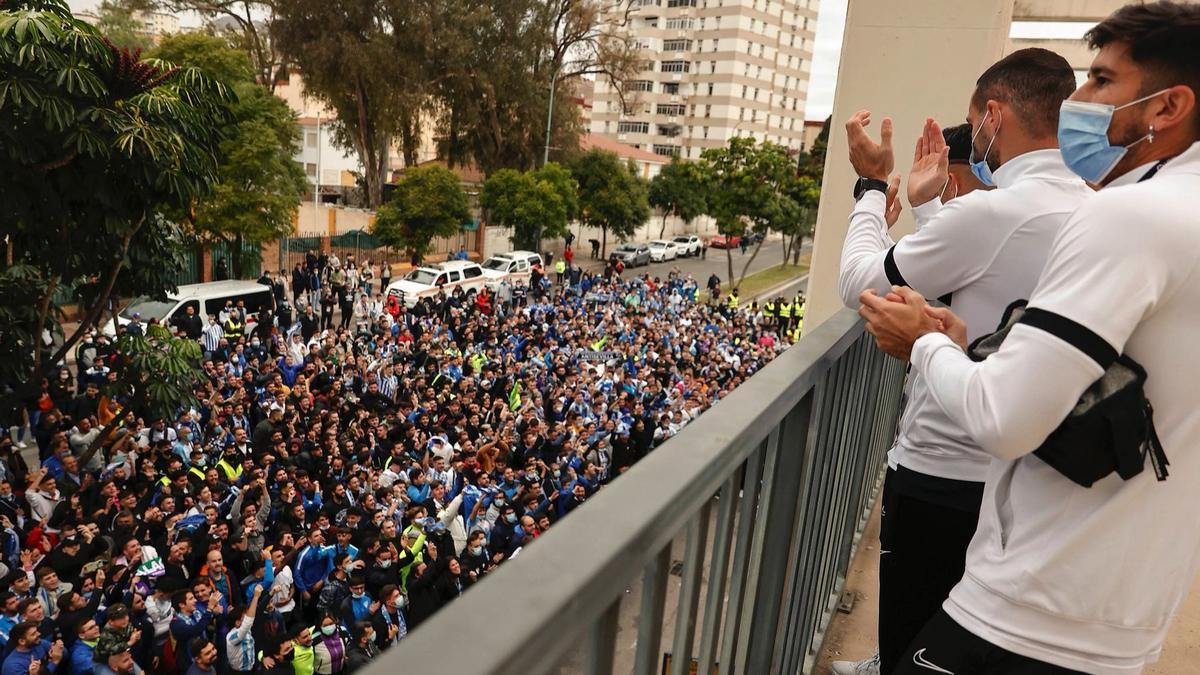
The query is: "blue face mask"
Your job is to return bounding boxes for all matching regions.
[969,110,1001,187]
[1058,90,1167,184]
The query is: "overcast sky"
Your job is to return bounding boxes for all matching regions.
[71,0,1091,122]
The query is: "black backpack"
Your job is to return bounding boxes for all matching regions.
[968,300,1169,487]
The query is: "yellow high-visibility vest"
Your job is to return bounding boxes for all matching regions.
[555,260,566,274]
[764,302,776,317]
[217,458,242,482]
[779,302,792,318]
[727,294,739,309]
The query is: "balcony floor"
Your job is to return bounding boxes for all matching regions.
[815,497,1200,674]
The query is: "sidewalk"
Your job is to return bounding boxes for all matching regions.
[813,502,1200,674]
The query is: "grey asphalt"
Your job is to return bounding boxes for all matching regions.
[576,236,807,292]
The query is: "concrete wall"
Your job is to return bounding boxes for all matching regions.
[803,0,1014,330]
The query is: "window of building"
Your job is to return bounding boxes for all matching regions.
[707,83,714,95]
[640,59,655,71]
[664,17,694,29]
[305,131,317,148]
[704,104,711,117]
[657,124,681,137]
[628,80,654,92]
[657,104,687,116]
[653,144,681,157]
[660,60,690,73]
[741,85,747,97]
[703,126,709,138]
[617,121,650,134]
[662,38,693,51]
[710,61,717,74]
[666,0,695,7]
[305,163,316,177]
[662,82,680,94]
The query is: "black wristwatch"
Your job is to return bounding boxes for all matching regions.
[853,177,889,200]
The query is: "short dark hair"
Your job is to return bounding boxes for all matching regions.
[11,621,38,644]
[942,123,974,163]
[971,47,1076,137]
[1085,1,1200,130]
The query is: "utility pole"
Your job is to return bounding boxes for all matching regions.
[538,65,562,252]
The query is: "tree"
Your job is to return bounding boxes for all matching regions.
[156,1,283,91]
[481,163,578,251]
[701,138,799,288]
[78,324,203,467]
[798,114,831,181]
[0,0,231,410]
[432,0,637,174]
[568,150,649,258]
[151,33,306,278]
[780,175,820,266]
[272,1,419,208]
[371,166,470,265]
[648,157,708,238]
[95,0,154,51]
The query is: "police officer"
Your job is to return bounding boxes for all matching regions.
[763,297,777,330]
[725,288,739,317]
[223,309,244,342]
[554,258,566,286]
[779,297,792,334]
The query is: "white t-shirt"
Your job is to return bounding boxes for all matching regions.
[912,142,1200,674]
[840,149,1092,482]
[271,565,296,613]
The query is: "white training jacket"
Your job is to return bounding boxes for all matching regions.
[913,142,1200,674]
[839,149,1092,482]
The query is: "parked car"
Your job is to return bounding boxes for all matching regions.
[386,260,487,306]
[709,234,741,249]
[609,243,651,267]
[672,235,701,257]
[648,239,680,262]
[480,250,543,289]
[104,280,273,336]
[746,231,766,245]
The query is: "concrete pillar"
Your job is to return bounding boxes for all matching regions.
[803,0,1014,330]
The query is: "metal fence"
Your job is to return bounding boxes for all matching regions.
[277,227,481,273]
[367,308,907,675]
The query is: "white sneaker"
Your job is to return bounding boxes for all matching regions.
[831,652,880,675]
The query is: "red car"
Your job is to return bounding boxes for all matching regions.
[709,234,741,249]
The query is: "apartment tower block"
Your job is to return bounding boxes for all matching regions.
[590,0,819,160]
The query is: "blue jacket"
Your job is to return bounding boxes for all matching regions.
[1,640,54,675]
[294,544,336,594]
[242,558,275,603]
[70,639,96,674]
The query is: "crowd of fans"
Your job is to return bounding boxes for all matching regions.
[0,255,794,674]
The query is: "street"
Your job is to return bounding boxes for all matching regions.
[574,236,808,294]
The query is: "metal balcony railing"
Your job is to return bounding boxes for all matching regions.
[365,308,907,675]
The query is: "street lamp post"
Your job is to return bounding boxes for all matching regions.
[538,64,562,252]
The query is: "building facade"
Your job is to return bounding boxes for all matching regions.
[589,0,819,160]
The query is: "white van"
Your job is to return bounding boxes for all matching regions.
[480,250,544,289]
[385,260,488,306]
[104,280,274,336]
